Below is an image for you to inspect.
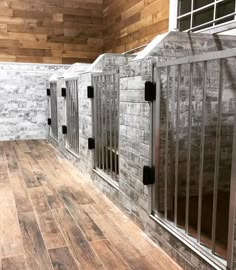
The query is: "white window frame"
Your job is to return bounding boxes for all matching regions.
[169,0,236,34]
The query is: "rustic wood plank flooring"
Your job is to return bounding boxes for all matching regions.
[0,140,182,270]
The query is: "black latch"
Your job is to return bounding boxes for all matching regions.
[47,88,51,96]
[145,81,156,101]
[87,86,94,98]
[62,125,67,134]
[61,87,66,97]
[88,138,95,150]
[47,118,51,126]
[143,166,155,185]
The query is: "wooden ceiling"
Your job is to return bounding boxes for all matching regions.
[0,0,169,64]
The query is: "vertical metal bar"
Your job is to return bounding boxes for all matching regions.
[113,74,118,179]
[109,75,113,177]
[174,64,181,226]
[197,61,207,242]
[164,67,170,220]
[227,75,236,269]
[105,75,109,172]
[96,77,101,168]
[117,72,120,179]
[190,0,194,29]
[185,63,193,233]
[212,59,224,253]
[101,76,104,170]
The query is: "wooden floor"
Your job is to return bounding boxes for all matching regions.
[0,140,181,270]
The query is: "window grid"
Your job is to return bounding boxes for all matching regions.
[177,0,236,32]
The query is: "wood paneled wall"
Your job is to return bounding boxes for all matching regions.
[0,0,103,64]
[103,0,169,53]
[0,0,169,64]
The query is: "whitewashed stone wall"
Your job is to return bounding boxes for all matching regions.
[0,63,69,141]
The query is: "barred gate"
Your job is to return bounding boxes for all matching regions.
[152,48,236,269]
[65,79,79,156]
[92,71,119,183]
[49,82,58,141]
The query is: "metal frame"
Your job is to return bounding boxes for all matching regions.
[92,71,120,185]
[65,79,80,157]
[49,82,58,142]
[152,48,236,269]
[176,0,236,32]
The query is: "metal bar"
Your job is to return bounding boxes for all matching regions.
[109,75,113,177]
[155,48,236,68]
[164,66,170,220]
[117,72,120,179]
[197,61,207,242]
[211,59,224,253]
[113,74,118,179]
[227,78,236,269]
[174,65,181,226]
[185,63,193,233]
[96,77,101,168]
[190,0,194,29]
[101,76,104,170]
[105,75,109,172]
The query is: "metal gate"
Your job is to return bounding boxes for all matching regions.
[65,79,79,156]
[49,82,58,141]
[92,71,119,183]
[152,48,236,269]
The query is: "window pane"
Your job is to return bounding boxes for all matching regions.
[194,0,214,10]
[178,16,191,31]
[193,7,214,27]
[216,0,235,19]
[178,0,191,16]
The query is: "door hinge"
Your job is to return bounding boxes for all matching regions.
[62,125,67,134]
[143,166,155,185]
[145,81,156,101]
[47,88,51,96]
[61,87,66,97]
[47,118,51,126]
[87,86,94,98]
[88,138,95,150]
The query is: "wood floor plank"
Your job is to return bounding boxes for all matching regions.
[48,247,79,270]
[18,211,53,270]
[0,144,6,163]
[18,160,40,188]
[82,205,160,270]
[35,173,64,209]
[0,186,23,258]
[52,208,104,270]
[10,172,33,214]
[91,240,130,270]
[28,187,66,249]
[0,163,10,187]
[60,191,105,242]
[1,254,27,270]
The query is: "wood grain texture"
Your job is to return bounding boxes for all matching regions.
[18,211,53,270]
[48,247,79,270]
[103,0,169,53]
[0,140,181,270]
[0,0,103,64]
[1,255,27,270]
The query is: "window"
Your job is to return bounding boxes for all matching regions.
[65,79,80,156]
[92,72,119,184]
[177,0,236,32]
[49,82,58,141]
